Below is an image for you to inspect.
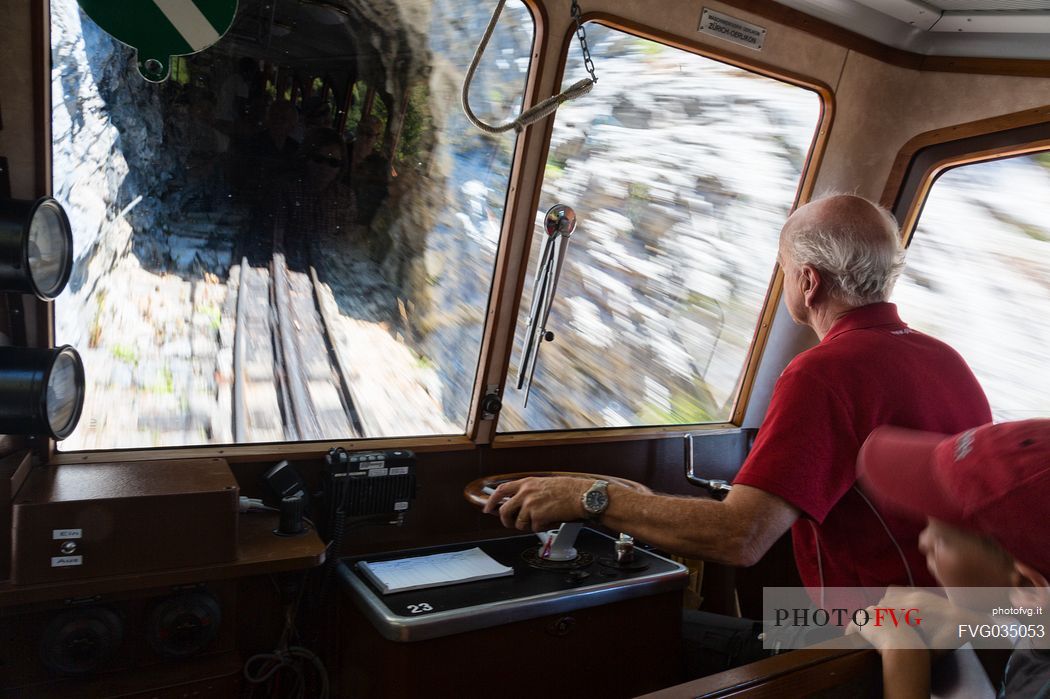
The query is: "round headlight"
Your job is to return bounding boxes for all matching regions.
[0,345,85,440]
[0,197,74,300]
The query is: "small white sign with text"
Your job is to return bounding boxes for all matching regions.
[698,8,766,50]
[51,556,83,568]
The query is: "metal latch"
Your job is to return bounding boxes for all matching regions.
[684,433,733,500]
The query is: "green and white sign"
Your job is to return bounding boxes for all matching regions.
[78,0,238,82]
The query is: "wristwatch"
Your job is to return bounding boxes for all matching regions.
[581,480,610,520]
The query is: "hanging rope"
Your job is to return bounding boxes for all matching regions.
[462,0,597,134]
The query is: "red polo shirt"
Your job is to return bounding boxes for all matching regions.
[734,303,991,592]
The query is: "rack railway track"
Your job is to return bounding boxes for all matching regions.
[231,238,364,443]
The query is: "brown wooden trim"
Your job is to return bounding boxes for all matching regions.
[881,105,1050,210]
[641,645,879,698]
[587,13,837,96]
[0,511,324,607]
[2,450,33,499]
[1,451,33,581]
[32,1,51,198]
[881,106,1050,252]
[900,139,1050,244]
[920,55,1050,78]
[50,435,476,465]
[468,0,550,444]
[492,423,740,449]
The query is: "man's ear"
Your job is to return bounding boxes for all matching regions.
[800,264,822,308]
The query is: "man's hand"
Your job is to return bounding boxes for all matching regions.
[482,476,591,532]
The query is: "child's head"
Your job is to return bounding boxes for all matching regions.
[858,420,1050,592]
[917,518,1017,587]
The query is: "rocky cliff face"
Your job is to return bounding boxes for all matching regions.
[53,0,275,447]
[51,0,826,446]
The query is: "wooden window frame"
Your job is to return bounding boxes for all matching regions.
[482,13,833,449]
[34,2,836,463]
[882,106,1050,239]
[41,0,545,464]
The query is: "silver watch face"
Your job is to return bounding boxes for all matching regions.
[584,486,609,514]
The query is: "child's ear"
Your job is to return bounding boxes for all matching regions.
[1013,560,1049,588]
[1009,560,1050,612]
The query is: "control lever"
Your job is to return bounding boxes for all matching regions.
[683,433,733,500]
[615,533,635,564]
[536,522,583,561]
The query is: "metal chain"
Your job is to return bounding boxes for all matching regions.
[570,0,598,83]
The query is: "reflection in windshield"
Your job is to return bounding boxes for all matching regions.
[52,0,533,448]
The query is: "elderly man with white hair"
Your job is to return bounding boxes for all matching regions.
[485,194,991,596]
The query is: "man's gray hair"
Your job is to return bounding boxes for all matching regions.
[787,195,906,307]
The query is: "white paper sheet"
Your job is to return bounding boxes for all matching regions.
[357,547,514,594]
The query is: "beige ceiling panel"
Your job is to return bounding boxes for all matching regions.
[814,52,912,201]
[817,50,1050,201]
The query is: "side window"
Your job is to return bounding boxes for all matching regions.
[895,153,1050,421]
[498,24,822,432]
[50,0,534,449]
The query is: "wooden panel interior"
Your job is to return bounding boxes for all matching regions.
[640,644,881,698]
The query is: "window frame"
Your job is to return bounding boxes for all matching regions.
[35,4,834,463]
[482,13,834,448]
[883,106,1050,241]
[42,0,543,463]
[880,109,1050,427]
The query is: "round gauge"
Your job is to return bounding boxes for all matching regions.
[25,198,74,300]
[45,346,85,439]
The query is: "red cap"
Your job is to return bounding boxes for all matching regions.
[857,419,1050,576]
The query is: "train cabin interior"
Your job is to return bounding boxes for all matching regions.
[1,0,1049,696]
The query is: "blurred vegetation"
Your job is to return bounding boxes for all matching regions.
[344,81,432,165]
[638,382,717,425]
[111,344,140,365]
